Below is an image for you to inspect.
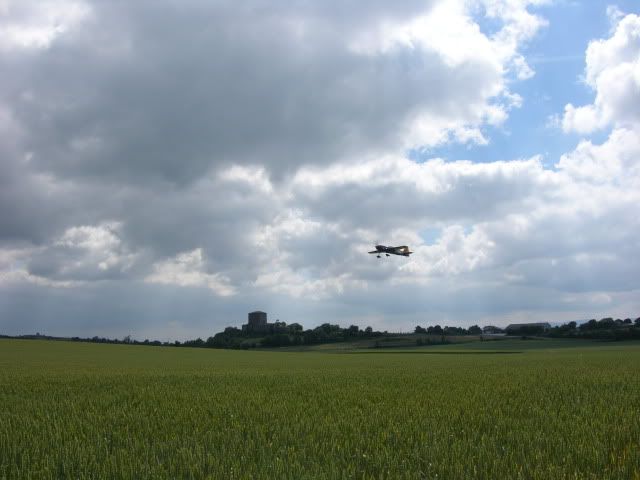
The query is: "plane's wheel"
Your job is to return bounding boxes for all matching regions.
[377,255,381,258]
[386,254,390,256]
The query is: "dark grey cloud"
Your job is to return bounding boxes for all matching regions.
[5,269,630,340]
[0,0,514,256]
[4,0,479,187]
[290,158,548,231]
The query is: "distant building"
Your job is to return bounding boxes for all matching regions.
[248,311,267,328]
[505,322,551,334]
[482,325,504,334]
[242,311,273,333]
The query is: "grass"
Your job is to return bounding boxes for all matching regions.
[279,334,482,351]
[1,338,639,479]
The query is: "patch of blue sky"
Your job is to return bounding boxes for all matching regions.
[418,225,474,246]
[409,1,638,167]
[419,227,441,245]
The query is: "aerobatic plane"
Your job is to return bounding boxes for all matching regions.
[368,244,413,258]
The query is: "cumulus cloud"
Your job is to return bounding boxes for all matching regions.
[0,0,90,50]
[557,126,640,186]
[562,12,640,133]
[145,248,235,297]
[290,155,550,231]
[0,0,545,188]
[279,124,640,293]
[26,223,140,281]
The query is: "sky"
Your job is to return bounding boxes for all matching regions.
[1,0,639,340]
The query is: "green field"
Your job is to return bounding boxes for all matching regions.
[1,339,639,479]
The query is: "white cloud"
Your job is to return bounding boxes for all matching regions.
[0,0,90,50]
[145,248,236,297]
[0,245,82,288]
[254,270,359,301]
[280,121,639,300]
[0,268,82,288]
[5,223,140,283]
[218,166,274,195]
[55,223,120,251]
[606,5,625,28]
[557,126,640,186]
[562,12,640,133]
[399,225,495,278]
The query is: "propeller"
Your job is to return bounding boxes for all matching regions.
[374,238,381,258]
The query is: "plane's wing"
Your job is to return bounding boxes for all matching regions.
[368,251,378,254]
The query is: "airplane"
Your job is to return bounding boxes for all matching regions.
[368,244,413,258]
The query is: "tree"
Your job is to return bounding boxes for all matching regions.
[223,326,241,336]
[273,321,288,333]
[598,318,615,329]
[414,326,427,334]
[288,323,303,333]
[468,325,482,335]
[444,326,466,335]
[182,337,205,347]
[262,334,291,347]
[346,325,360,337]
[303,330,322,345]
[580,319,598,331]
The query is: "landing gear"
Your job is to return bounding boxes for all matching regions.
[386,254,390,257]
[377,255,381,258]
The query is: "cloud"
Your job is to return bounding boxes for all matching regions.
[280,121,640,294]
[25,222,139,282]
[562,12,640,133]
[557,126,640,186]
[1,1,638,339]
[145,248,236,297]
[0,0,90,50]
[3,126,638,336]
[290,154,550,231]
[0,0,546,189]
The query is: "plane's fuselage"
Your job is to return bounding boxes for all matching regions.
[373,245,412,256]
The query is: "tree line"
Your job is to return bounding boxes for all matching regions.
[413,325,482,335]
[4,315,638,349]
[547,317,640,340]
[198,322,387,349]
